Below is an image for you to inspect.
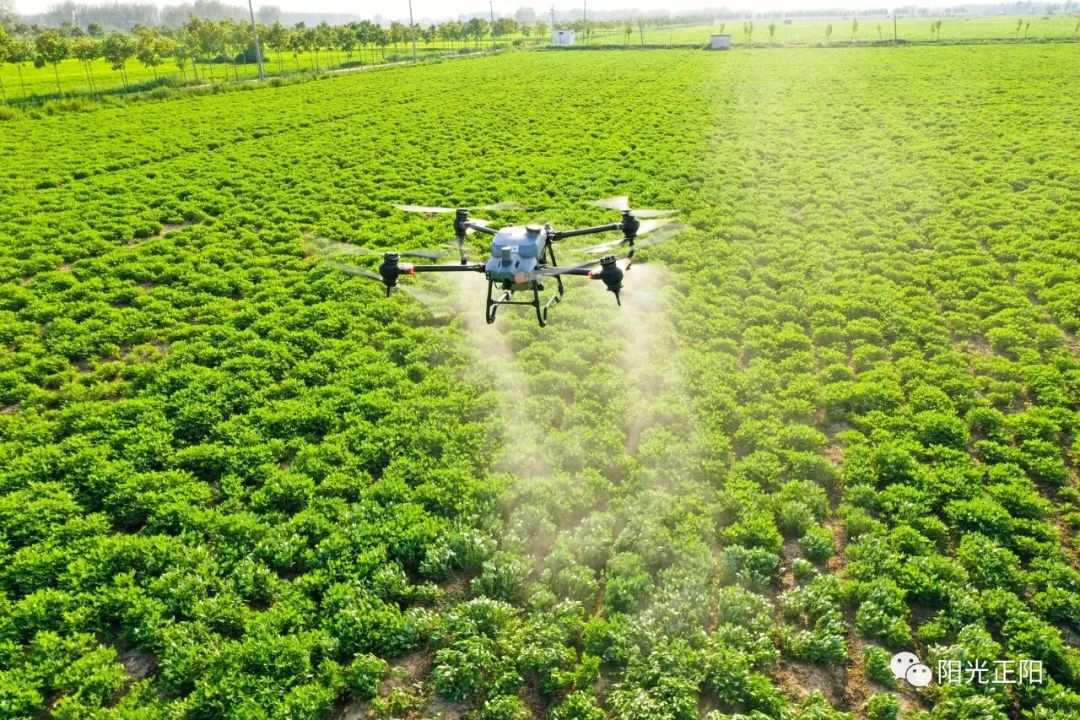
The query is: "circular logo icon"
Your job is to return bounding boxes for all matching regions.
[906,662,933,688]
[890,652,920,679]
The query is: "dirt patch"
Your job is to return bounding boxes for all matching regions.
[420,694,466,720]
[119,648,158,680]
[439,575,470,603]
[780,539,801,590]
[825,520,847,574]
[775,658,847,707]
[383,649,433,696]
[522,676,550,719]
[1,404,18,414]
[841,633,870,713]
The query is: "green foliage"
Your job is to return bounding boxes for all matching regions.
[550,690,606,720]
[863,645,896,688]
[800,525,835,563]
[348,653,387,700]
[864,691,900,720]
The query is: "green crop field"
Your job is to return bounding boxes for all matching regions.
[626,15,1080,44]
[1,43,1079,720]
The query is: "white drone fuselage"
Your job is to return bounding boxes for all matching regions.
[484,224,551,288]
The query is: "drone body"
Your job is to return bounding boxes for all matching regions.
[313,198,682,327]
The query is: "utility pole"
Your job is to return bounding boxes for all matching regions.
[583,0,587,44]
[247,0,265,80]
[408,0,418,63]
[490,0,497,50]
[893,11,898,43]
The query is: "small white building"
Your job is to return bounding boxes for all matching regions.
[710,34,731,50]
[552,29,576,46]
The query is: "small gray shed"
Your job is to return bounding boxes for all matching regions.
[710,34,732,50]
[552,29,576,46]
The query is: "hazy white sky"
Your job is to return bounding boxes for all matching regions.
[16,0,904,20]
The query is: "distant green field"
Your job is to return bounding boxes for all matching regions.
[589,15,1079,45]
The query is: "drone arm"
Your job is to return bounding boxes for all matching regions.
[551,222,622,241]
[466,222,497,236]
[405,263,487,274]
[540,266,594,277]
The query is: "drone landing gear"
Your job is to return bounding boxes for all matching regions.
[485,278,564,327]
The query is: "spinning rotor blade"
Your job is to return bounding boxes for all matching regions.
[591,196,678,218]
[394,204,457,214]
[577,219,683,254]
[306,235,445,260]
[627,223,688,252]
[323,259,448,311]
[395,202,526,214]
[476,201,527,211]
[593,195,630,212]
[325,263,385,283]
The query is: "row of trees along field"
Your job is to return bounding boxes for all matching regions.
[0,15,555,98]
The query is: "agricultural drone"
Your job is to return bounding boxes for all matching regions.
[308,197,685,327]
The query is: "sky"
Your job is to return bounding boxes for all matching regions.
[14,0,910,20]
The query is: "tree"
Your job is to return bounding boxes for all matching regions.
[135,28,164,79]
[221,19,247,80]
[5,36,31,98]
[187,17,222,81]
[35,30,69,95]
[335,25,356,65]
[851,18,859,41]
[389,20,406,51]
[264,21,288,73]
[768,22,777,43]
[493,17,516,45]
[0,24,9,101]
[0,0,15,31]
[286,25,307,71]
[825,23,833,43]
[71,37,99,92]
[314,21,332,69]
[87,22,103,37]
[465,17,488,48]
[174,29,198,81]
[101,31,136,89]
